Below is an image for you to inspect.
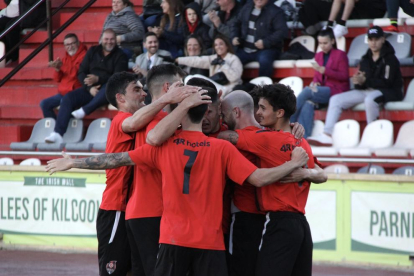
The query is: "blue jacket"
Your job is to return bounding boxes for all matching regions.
[231,2,288,50]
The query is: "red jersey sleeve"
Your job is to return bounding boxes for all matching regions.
[128,144,160,171]
[222,142,257,185]
[145,111,167,136]
[235,128,264,152]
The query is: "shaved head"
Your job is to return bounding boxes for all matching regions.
[221,90,256,130]
[222,90,254,112]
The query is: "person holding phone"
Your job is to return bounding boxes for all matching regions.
[290,28,349,138]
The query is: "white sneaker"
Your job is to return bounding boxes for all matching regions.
[45,132,63,144]
[307,133,333,147]
[333,24,348,38]
[71,108,85,119]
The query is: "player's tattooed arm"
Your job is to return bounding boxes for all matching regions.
[217,130,239,145]
[45,152,134,175]
[279,164,328,184]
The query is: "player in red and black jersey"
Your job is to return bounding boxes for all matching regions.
[123,64,208,276]
[219,85,327,276]
[46,93,309,276]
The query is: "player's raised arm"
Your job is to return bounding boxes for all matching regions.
[45,151,134,175]
[217,130,239,145]
[280,163,328,184]
[247,147,309,187]
[122,82,200,133]
[146,89,211,146]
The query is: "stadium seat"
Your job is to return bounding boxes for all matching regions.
[92,142,107,151]
[65,118,111,151]
[36,119,83,151]
[346,19,374,28]
[278,77,303,97]
[0,157,14,165]
[392,166,414,176]
[357,165,385,174]
[20,158,41,166]
[347,34,368,67]
[10,118,56,151]
[339,120,393,157]
[324,164,349,174]
[249,77,273,86]
[384,79,414,110]
[374,120,414,157]
[312,119,360,156]
[291,35,316,68]
[184,74,224,94]
[386,33,411,60]
[310,120,324,137]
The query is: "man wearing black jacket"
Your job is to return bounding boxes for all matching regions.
[308,26,403,147]
[45,29,128,143]
[231,0,288,78]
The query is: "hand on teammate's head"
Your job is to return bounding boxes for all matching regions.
[181,89,212,108]
[166,81,200,104]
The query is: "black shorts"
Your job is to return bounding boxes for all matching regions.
[126,217,161,276]
[256,211,313,276]
[229,211,266,276]
[155,244,228,276]
[96,209,131,276]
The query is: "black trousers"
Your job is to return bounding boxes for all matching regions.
[96,209,131,276]
[256,211,313,276]
[229,211,266,276]
[126,217,161,276]
[155,244,228,276]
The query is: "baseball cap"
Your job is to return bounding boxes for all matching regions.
[367,26,384,38]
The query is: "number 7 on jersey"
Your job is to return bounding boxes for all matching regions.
[183,149,198,194]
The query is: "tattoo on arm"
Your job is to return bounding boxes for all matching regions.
[72,152,134,170]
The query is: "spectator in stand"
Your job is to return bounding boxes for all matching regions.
[0,0,46,63]
[231,0,288,78]
[102,0,144,59]
[205,0,242,41]
[180,35,209,77]
[290,28,349,138]
[308,26,403,146]
[44,29,128,144]
[132,32,172,79]
[326,0,386,37]
[300,0,386,36]
[40,34,87,119]
[195,0,217,15]
[176,34,242,94]
[384,0,414,32]
[148,0,185,59]
[182,2,212,51]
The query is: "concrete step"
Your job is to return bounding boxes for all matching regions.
[0,85,58,105]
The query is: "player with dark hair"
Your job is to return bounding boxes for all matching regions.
[219,85,327,276]
[123,64,210,276]
[46,95,310,276]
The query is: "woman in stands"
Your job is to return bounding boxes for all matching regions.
[179,35,209,77]
[102,0,144,59]
[290,28,349,138]
[176,34,243,94]
[148,0,185,59]
[181,2,212,52]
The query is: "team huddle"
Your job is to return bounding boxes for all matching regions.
[45,64,327,276]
